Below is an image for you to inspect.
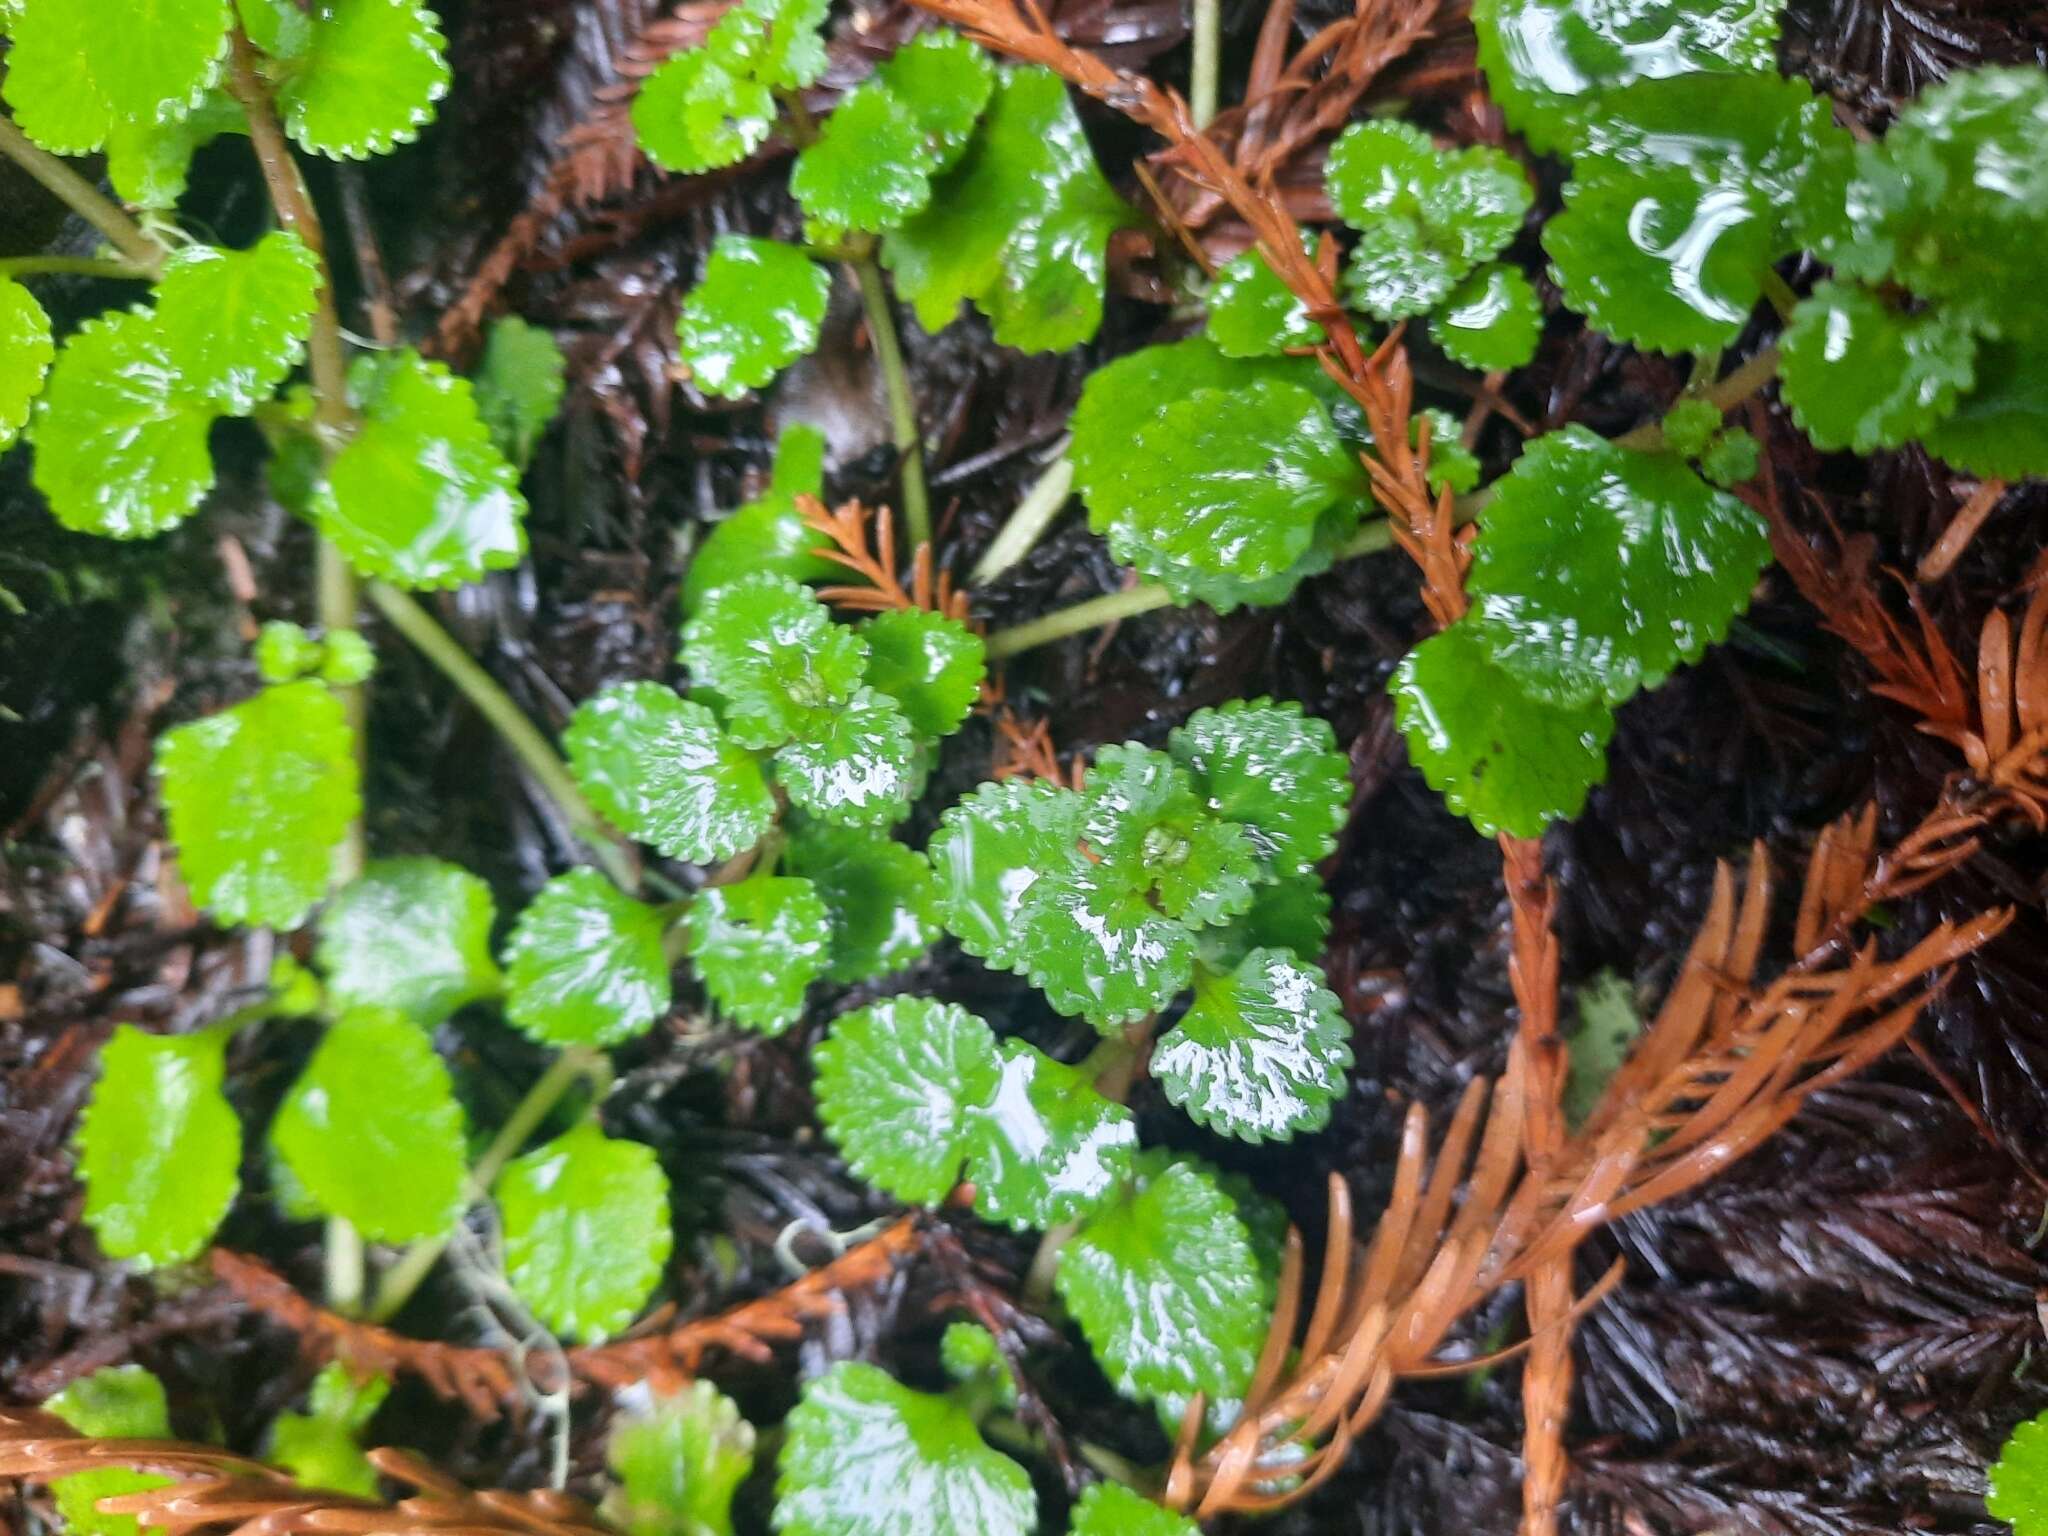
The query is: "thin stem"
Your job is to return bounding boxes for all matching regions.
[1758,267,1800,322]
[318,545,367,882]
[1023,1219,1079,1306]
[370,1046,608,1321]
[970,448,1074,586]
[365,582,639,890]
[851,253,931,550]
[324,1218,365,1314]
[1190,0,1221,128]
[1614,344,1782,452]
[0,254,153,280]
[0,116,167,270]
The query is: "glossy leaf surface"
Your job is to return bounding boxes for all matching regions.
[681,425,834,614]
[271,1007,468,1241]
[0,277,54,449]
[680,875,832,1034]
[1070,1485,1198,1536]
[1431,262,1542,371]
[474,315,567,467]
[76,1025,239,1268]
[792,84,933,233]
[784,822,940,982]
[157,680,360,930]
[273,0,451,159]
[1168,698,1351,876]
[315,351,527,588]
[565,683,774,864]
[926,779,1087,973]
[677,236,830,399]
[316,857,500,1026]
[504,869,673,1047]
[632,48,776,174]
[1153,949,1352,1143]
[875,31,995,171]
[1921,336,2048,480]
[860,608,986,740]
[1207,243,1322,357]
[1018,864,1197,1030]
[154,232,323,414]
[500,1122,673,1342]
[1990,1410,2048,1536]
[267,1363,388,1499]
[1081,745,1258,927]
[4,0,229,155]
[774,686,918,827]
[681,573,869,748]
[1779,282,1977,453]
[967,1041,1137,1231]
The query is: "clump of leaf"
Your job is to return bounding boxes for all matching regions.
[498,1121,673,1341]
[606,1383,757,1536]
[39,1367,174,1536]
[1992,1410,2048,1536]
[266,1364,390,1499]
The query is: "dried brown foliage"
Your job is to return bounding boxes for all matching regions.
[212,1215,925,1412]
[0,1408,608,1536]
[796,496,971,621]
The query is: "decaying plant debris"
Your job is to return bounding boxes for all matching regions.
[6,0,2048,1532]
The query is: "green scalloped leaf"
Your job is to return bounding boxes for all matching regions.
[31,310,217,539]
[792,83,934,234]
[271,1007,468,1242]
[680,875,831,1035]
[1207,242,1322,358]
[875,30,996,173]
[814,997,1002,1205]
[785,822,941,982]
[1095,378,1366,611]
[1082,744,1258,927]
[273,0,451,159]
[1990,1409,2048,1536]
[266,1363,389,1499]
[3,0,229,156]
[1466,425,1771,707]
[106,90,243,209]
[255,620,322,684]
[775,686,918,827]
[860,608,986,740]
[632,47,776,174]
[1168,697,1351,876]
[316,857,500,1026]
[775,1362,1036,1536]
[1071,336,1312,488]
[76,1024,239,1268]
[1199,873,1331,970]
[965,1040,1136,1231]
[938,1322,1015,1406]
[605,1383,757,1536]
[1921,335,2048,481]
[1845,67,2048,328]
[681,573,869,749]
[1018,865,1196,1030]
[711,0,829,92]
[678,236,830,400]
[1326,121,1531,320]
[499,1122,673,1342]
[1153,949,1351,1144]
[1070,1484,1197,1536]
[1779,282,1978,454]
[314,350,527,588]
[1696,425,1759,488]
[1392,620,1616,838]
[0,277,54,449]
[1431,262,1542,371]
[157,680,360,930]
[155,232,323,414]
[926,779,1088,973]
[43,1367,174,1536]
[566,682,774,864]
[474,316,567,468]
[883,67,1135,353]
[1056,1155,1269,1409]
[1473,0,1784,155]
[504,869,673,1047]
[681,426,834,615]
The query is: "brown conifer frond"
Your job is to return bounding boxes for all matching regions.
[991,710,1085,789]
[0,1408,609,1536]
[796,495,970,621]
[1167,810,2015,1517]
[213,1215,926,1410]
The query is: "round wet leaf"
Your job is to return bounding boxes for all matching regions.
[275,0,451,159]
[1154,949,1352,1143]
[1779,282,1978,454]
[1990,1409,2048,1536]
[860,608,986,741]
[499,1122,673,1342]
[678,236,830,400]
[791,83,934,234]
[3,0,230,156]
[1056,1156,1269,1408]
[0,277,55,448]
[632,47,777,174]
[76,1025,240,1268]
[156,680,360,931]
[1169,697,1351,876]
[785,822,941,983]
[775,686,919,827]
[316,857,501,1026]
[1392,620,1616,838]
[875,30,995,172]
[154,232,323,414]
[565,682,774,864]
[681,425,834,615]
[606,1382,757,1536]
[1018,865,1197,1030]
[926,779,1088,973]
[814,997,1002,1205]
[1918,336,2048,482]
[1431,262,1542,371]
[680,875,831,1035]
[710,0,830,93]
[681,573,870,749]
[1466,425,1772,707]
[1082,744,1257,928]
[1207,243,1322,358]
[1199,873,1332,970]
[42,1367,174,1536]
[271,1007,469,1242]
[504,869,673,1047]
[965,1041,1137,1231]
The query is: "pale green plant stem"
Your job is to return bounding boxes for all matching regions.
[369,1046,610,1321]
[366,582,640,890]
[970,447,1074,585]
[1190,0,1222,128]
[0,254,153,280]
[851,251,933,549]
[0,117,168,271]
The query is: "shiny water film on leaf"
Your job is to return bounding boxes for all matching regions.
[676,236,831,400]
[503,869,674,1047]
[565,682,775,865]
[679,874,833,1034]
[315,857,501,1026]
